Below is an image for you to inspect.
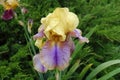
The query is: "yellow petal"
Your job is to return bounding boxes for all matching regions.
[40,8,79,41]
[0,0,4,5]
[66,12,79,31]
[2,0,19,10]
[7,0,19,7]
[35,38,44,49]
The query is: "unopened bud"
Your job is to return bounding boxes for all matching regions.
[21,7,28,14]
[27,19,33,33]
[18,20,25,27]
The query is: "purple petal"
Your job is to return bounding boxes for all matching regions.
[2,9,14,20]
[66,36,75,54]
[33,54,47,73]
[39,40,72,70]
[70,29,89,43]
[33,32,44,39]
[69,39,75,54]
[33,26,45,40]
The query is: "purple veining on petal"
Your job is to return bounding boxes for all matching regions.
[56,41,71,70]
[39,41,56,70]
[66,35,75,53]
[39,40,71,70]
[2,9,14,20]
[69,39,75,54]
[54,43,58,66]
[33,54,47,73]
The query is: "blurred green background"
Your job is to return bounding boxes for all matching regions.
[0,0,120,80]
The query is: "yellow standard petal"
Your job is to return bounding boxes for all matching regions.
[41,7,79,41]
[2,0,19,10]
[0,0,4,5]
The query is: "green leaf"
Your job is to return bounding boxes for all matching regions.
[66,60,80,77]
[71,25,97,61]
[86,60,120,80]
[0,44,9,54]
[98,68,120,80]
[78,64,93,80]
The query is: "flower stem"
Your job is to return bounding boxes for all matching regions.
[18,9,44,80]
[38,72,44,80]
[56,70,61,80]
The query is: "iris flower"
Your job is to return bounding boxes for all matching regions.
[0,0,19,20]
[33,8,89,73]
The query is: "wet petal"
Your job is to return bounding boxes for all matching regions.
[70,29,89,43]
[39,40,72,70]
[33,54,47,73]
[2,9,14,20]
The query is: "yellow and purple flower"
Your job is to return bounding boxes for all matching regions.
[33,8,89,73]
[0,0,19,20]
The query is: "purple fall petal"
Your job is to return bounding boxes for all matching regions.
[33,32,44,40]
[70,29,82,37]
[33,26,45,40]
[2,9,14,20]
[79,36,89,43]
[33,54,47,73]
[69,39,75,54]
[39,40,72,70]
[70,29,89,43]
[66,36,75,54]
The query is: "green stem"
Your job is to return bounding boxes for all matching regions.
[24,26,36,55]
[29,38,36,55]
[18,10,44,80]
[38,72,44,80]
[21,13,35,55]
[56,70,61,80]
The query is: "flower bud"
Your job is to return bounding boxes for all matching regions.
[18,20,25,27]
[27,19,33,33]
[21,7,28,14]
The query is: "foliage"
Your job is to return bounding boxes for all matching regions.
[0,0,120,80]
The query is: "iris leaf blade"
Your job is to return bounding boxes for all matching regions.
[86,60,120,80]
[97,68,120,80]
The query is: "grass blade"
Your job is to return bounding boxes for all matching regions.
[71,26,97,60]
[98,68,120,80]
[77,64,93,80]
[66,60,80,77]
[86,60,120,80]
